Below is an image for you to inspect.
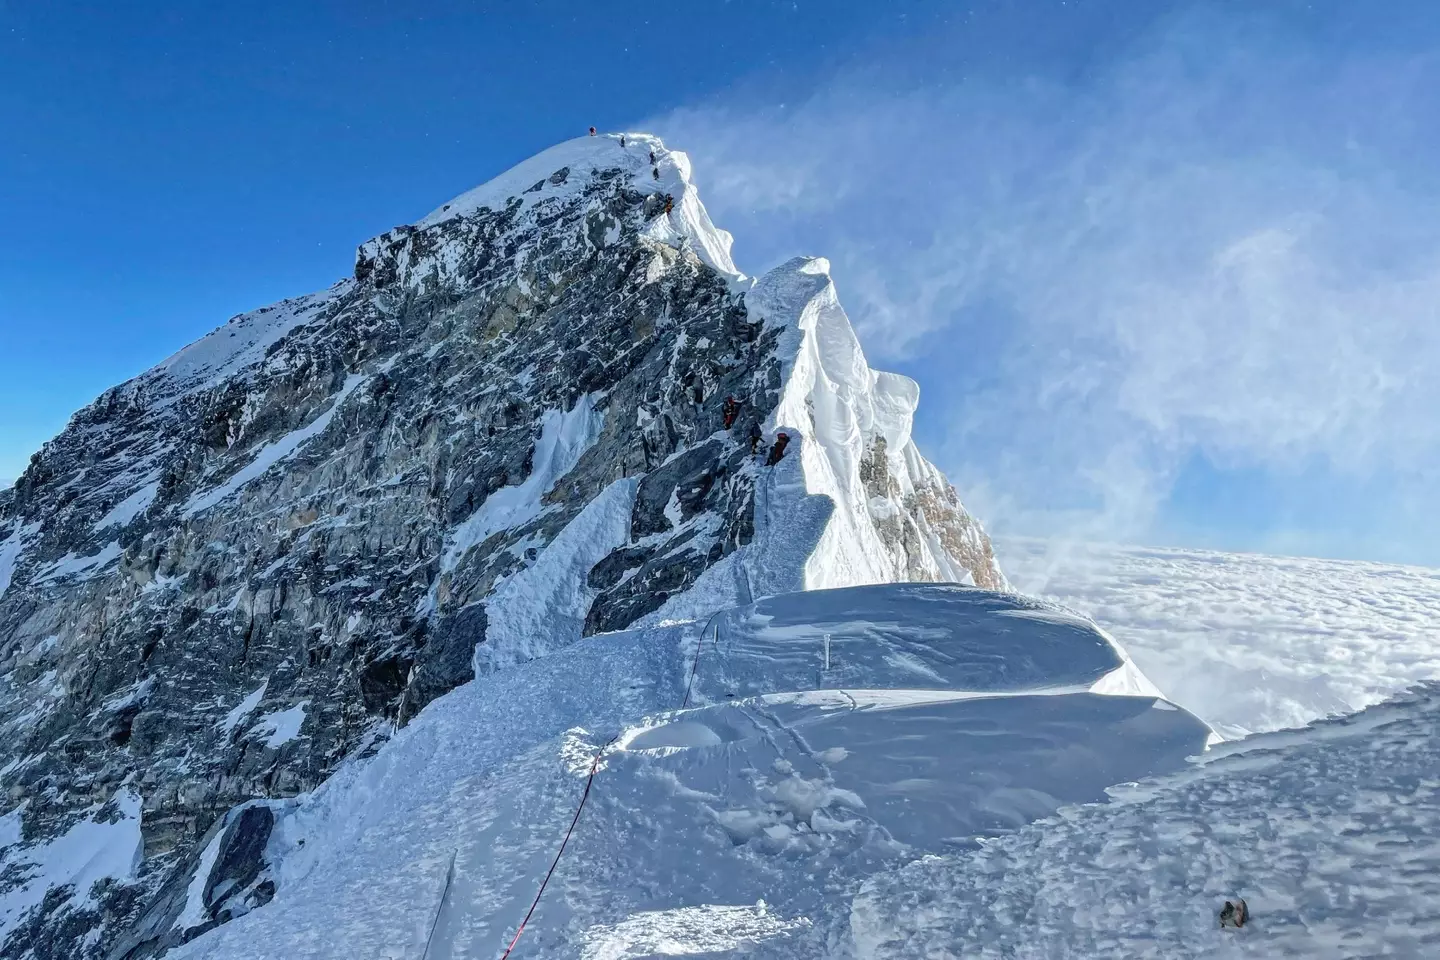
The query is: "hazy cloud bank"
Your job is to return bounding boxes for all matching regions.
[655,4,1440,560]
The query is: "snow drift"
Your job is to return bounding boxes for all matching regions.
[855,681,1440,959]
[169,584,1207,959]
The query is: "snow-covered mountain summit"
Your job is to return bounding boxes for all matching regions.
[0,133,1005,956]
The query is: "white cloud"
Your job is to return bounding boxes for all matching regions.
[654,7,1440,558]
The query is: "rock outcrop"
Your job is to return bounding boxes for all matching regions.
[0,133,1002,957]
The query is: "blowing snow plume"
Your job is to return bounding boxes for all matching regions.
[656,2,1440,561]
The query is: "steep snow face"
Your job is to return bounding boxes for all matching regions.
[0,133,1004,957]
[749,257,1005,593]
[168,584,1206,960]
[855,682,1440,959]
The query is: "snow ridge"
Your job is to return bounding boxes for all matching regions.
[0,130,1013,957]
[748,257,1005,592]
[171,585,1206,960]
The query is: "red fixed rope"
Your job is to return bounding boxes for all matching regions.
[498,734,618,959]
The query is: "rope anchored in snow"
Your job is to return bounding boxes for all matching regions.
[680,614,722,710]
[498,610,722,954]
[498,734,620,959]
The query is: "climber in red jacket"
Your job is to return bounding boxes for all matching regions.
[722,396,740,430]
[766,432,790,466]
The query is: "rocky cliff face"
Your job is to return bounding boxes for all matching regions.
[0,134,1002,958]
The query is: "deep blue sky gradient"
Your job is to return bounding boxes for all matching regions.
[1,0,917,465]
[5,1,1440,564]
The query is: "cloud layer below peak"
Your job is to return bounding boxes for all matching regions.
[656,4,1440,563]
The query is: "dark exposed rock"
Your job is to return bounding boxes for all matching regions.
[107,804,274,960]
[0,135,1002,957]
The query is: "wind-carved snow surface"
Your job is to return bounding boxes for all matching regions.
[1001,537,1440,737]
[475,478,638,672]
[580,902,810,959]
[172,584,1204,960]
[854,682,1440,959]
[631,253,1006,631]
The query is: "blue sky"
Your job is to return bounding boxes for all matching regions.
[4,1,1440,565]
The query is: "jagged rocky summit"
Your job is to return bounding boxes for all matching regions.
[0,133,1004,957]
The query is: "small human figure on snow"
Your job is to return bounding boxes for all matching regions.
[649,150,657,164]
[653,166,661,180]
[620,135,627,147]
[1218,899,1248,929]
[722,395,740,429]
[663,194,674,216]
[588,126,597,136]
[749,422,763,455]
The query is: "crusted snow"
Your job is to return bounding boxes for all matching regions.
[853,683,1440,959]
[440,393,605,577]
[93,479,159,531]
[183,373,365,518]
[476,476,638,671]
[249,702,309,749]
[217,682,269,735]
[172,584,1203,960]
[9,128,1434,958]
[581,902,810,959]
[1001,537,1440,737]
[0,789,143,927]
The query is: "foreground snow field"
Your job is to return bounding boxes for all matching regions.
[171,584,1208,959]
[1001,537,1440,738]
[856,682,1440,959]
[7,125,1438,957]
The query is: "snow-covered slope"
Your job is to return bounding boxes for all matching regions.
[1001,537,1440,737]
[165,584,1207,960]
[855,681,1440,959]
[0,133,1005,957]
[753,258,1004,593]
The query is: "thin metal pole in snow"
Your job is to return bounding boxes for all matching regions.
[823,633,830,673]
